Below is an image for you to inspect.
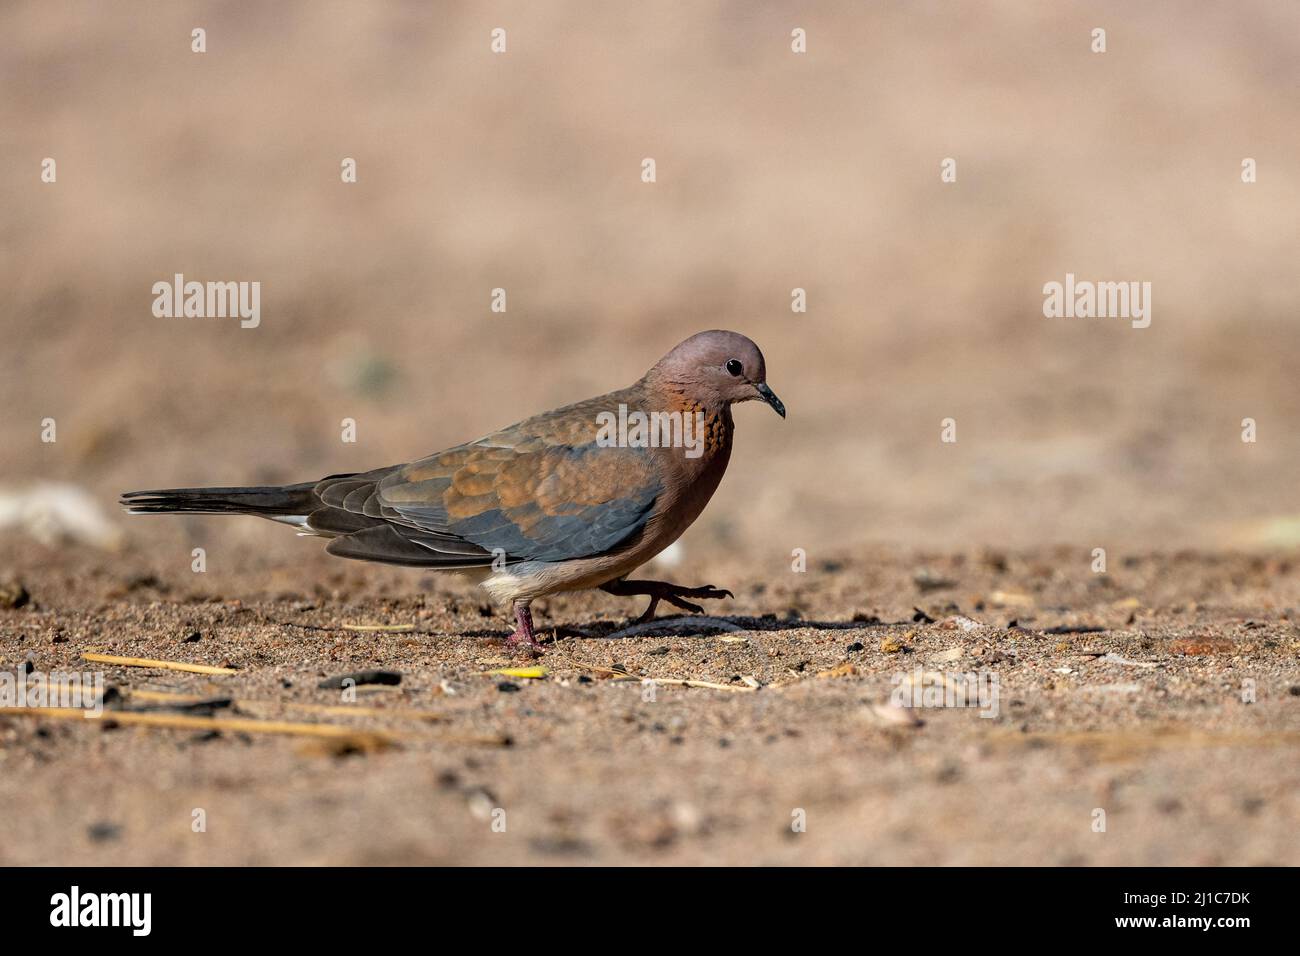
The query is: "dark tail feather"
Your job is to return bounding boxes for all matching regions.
[120,481,319,517]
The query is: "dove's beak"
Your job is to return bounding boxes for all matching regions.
[755,382,786,419]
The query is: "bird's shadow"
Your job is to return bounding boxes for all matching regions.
[461,614,909,643]
[263,612,907,645]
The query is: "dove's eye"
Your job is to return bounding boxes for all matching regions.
[725,359,744,376]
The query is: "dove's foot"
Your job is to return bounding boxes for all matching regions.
[506,603,545,655]
[600,578,734,623]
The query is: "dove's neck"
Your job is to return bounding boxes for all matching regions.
[580,379,733,568]
[634,378,734,479]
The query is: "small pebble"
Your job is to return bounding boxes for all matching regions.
[87,821,122,842]
[317,670,402,689]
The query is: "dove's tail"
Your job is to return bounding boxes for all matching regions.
[120,482,319,518]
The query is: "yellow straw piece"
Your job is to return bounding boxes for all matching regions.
[567,661,754,692]
[125,689,209,703]
[82,653,238,675]
[485,666,548,679]
[644,678,755,692]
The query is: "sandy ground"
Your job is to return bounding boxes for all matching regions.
[3,2,1300,867]
[2,540,1297,866]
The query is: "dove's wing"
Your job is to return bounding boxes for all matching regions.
[312,390,663,567]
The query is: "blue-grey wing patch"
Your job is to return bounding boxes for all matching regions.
[379,442,661,563]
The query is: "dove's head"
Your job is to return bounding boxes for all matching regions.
[648,330,785,418]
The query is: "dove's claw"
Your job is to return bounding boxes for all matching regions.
[679,585,733,601]
[603,577,734,624]
[665,596,706,615]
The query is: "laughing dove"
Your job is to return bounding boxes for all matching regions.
[122,330,785,651]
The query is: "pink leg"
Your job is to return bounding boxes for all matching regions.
[506,602,544,654]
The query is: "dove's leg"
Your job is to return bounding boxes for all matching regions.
[600,578,734,624]
[507,602,544,653]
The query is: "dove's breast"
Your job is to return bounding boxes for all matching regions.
[480,406,734,605]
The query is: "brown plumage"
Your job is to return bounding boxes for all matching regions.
[122,330,785,651]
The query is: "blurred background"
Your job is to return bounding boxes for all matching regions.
[3,0,1299,571]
